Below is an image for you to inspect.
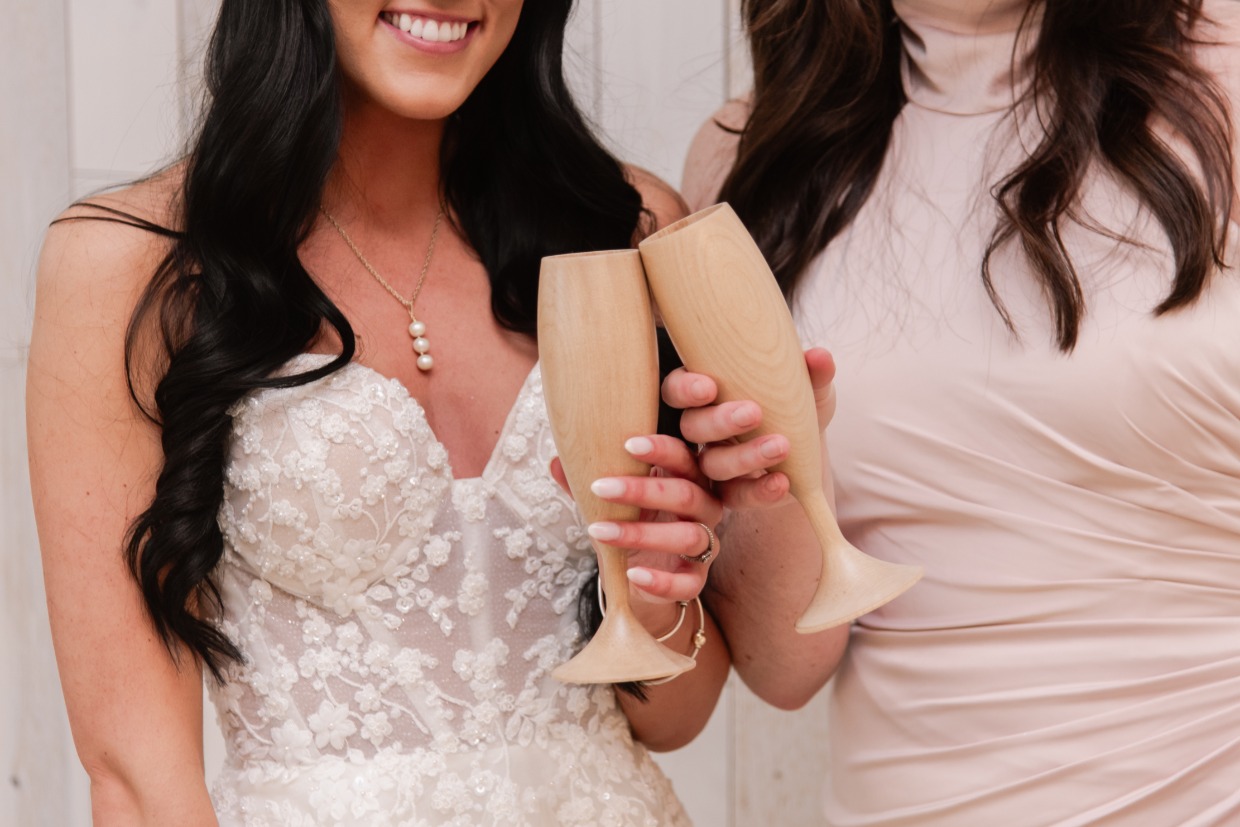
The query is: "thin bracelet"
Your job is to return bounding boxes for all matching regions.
[657,601,689,642]
[645,596,707,686]
[596,575,689,642]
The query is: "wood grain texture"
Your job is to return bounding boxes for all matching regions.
[539,250,696,683]
[593,0,729,187]
[640,204,921,631]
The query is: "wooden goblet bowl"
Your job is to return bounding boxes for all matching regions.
[539,249,698,683]
[638,204,922,631]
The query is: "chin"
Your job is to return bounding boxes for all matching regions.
[384,84,475,121]
[344,71,477,123]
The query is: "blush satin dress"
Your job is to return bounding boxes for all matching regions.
[684,0,1240,823]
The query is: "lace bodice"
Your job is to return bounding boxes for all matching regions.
[207,354,688,826]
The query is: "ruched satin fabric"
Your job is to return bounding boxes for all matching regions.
[786,1,1240,823]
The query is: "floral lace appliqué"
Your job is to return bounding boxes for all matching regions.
[210,357,688,826]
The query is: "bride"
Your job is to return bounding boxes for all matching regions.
[27,1,740,823]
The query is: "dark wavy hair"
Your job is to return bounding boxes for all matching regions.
[722,0,1235,350]
[62,0,647,681]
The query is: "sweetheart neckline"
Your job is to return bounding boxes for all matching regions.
[284,352,541,483]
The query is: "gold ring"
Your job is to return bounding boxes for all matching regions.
[679,522,716,565]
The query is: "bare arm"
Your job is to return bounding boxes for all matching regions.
[665,351,850,710]
[678,104,851,708]
[28,199,217,825]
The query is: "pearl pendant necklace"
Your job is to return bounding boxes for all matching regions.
[408,317,432,371]
[321,206,444,372]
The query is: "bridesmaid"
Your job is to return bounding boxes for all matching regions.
[661,0,1240,823]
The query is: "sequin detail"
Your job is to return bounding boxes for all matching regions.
[210,355,689,826]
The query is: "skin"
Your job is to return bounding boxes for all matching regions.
[654,350,853,710]
[28,2,740,823]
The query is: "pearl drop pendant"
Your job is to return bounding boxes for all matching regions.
[408,319,433,371]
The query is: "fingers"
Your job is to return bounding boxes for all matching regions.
[626,566,708,604]
[619,519,715,604]
[680,399,762,445]
[805,347,837,430]
[697,433,789,482]
[551,435,706,496]
[716,472,792,511]
[666,349,837,444]
[589,475,723,528]
[664,367,768,449]
[587,516,714,558]
[661,368,718,410]
[622,434,702,485]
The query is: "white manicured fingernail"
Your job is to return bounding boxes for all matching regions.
[624,436,654,456]
[591,478,625,498]
[626,568,654,586]
[587,522,622,541]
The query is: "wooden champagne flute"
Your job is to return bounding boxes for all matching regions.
[539,249,698,683]
[638,204,922,632]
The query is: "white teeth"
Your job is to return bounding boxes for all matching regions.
[385,12,469,43]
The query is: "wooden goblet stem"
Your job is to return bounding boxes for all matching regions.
[638,203,922,632]
[538,249,698,683]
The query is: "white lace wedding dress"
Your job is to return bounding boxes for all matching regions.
[206,353,690,826]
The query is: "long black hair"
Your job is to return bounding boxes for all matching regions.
[98,0,645,680]
[722,0,1235,350]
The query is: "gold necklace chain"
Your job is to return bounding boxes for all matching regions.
[320,205,444,371]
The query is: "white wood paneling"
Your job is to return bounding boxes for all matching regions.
[592,0,730,188]
[726,0,753,100]
[1,3,75,826]
[177,0,222,134]
[565,0,603,123]
[68,0,183,191]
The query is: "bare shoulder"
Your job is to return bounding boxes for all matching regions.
[58,162,183,226]
[682,97,753,213]
[625,165,691,234]
[1196,0,1240,198]
[1198,1,1240,87]
[34,165,185,402]
[1202,0,1240,35]
[44,164,181,285]
[40,165,183,321]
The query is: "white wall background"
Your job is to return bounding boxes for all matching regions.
[0,1,830,824]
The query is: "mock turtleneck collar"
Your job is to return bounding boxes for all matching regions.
[894,0,1039,115]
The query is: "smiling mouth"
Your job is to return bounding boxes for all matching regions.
[381,12,474,43]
